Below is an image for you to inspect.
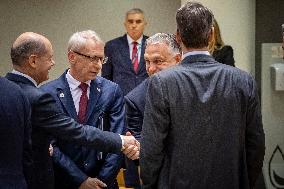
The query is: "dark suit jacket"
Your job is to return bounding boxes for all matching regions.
[125,79,149,141]
[0,77,32,189]
[6,73,122,189]
[41,71,126,189]
[213,45,235,67]
[140,55,265,189]
[102,34,148,95]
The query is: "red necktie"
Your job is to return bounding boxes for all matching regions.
[132,42,139,73]
[78,82,88,124]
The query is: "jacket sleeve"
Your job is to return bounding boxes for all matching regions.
[33,91,122,153]
[245,78,265,188]
[97,85,125,186]
[125,96,143,141]
[140,75,169,189]
[51,140,88,188]
[102,43,113,81]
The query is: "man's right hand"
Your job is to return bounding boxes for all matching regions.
[121,132,140,160]
[79,177,107,189]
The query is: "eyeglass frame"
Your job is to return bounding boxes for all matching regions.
[71,50,108,64]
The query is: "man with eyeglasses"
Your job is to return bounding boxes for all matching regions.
[6,31,139,189]
[41,30,127,189]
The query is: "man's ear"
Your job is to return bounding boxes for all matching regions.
[175,53,182,64]
[209,26,214,44]
[68,51,76,65]
[27,54,37,69]
[176,30,182,45]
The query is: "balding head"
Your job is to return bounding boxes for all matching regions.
[11,32,50,66]
[10,32,55,85]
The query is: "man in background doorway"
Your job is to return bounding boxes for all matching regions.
[102,8,148,95]
[102,8,148,189]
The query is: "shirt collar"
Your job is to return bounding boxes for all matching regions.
[11,69,38,87]
[66,69,91,90]
[182,50,210,59]
[127,34,143,46]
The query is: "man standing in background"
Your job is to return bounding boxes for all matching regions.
[102,8,148,189]
[102,8,148,95]
[41,30,126,189]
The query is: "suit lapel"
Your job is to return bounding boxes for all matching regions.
[56,73,78,119]
[121,35,132,65]
[85,78,102,122]
[137,35,147,73]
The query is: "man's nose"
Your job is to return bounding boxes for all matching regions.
[132,22,137,28]
[148,65,157,74]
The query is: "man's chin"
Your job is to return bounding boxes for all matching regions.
[87,75,97,80]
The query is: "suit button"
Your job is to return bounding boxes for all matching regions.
[85,163,88,167]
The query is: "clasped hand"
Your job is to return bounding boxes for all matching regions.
[121,132,140,160]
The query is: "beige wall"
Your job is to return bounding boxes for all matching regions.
[0,0,255,77]
[0,0,180,79]
[181,0,256,74]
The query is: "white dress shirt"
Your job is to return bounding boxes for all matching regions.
[182,50,210,59]
[65,70,91,114]
[127,34,143,63]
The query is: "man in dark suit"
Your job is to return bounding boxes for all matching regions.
[125,33,181,141]
[102,8,148,95]
[140,2,265,189]
[102,8,148,188]
[6,32,139,189]
[41,30,125,189]
[0,77,31,189]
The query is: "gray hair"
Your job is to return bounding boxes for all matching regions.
[126,8,144,18]
[67,30,103,52]
[146,33,181,54]
[10,38,46,66]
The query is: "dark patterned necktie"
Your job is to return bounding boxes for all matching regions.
[78,82,88,124]
[132,41,139,73]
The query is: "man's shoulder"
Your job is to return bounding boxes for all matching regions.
[106,35,126,46]
[0,76,21,90]
[96,76,120,92]
[97,76,117,86]
[41,73,65,91]
[41,78,62,90]
[125,79,148,100]
[216,63,253,81]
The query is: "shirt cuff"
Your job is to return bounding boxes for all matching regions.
[119,134,125,151]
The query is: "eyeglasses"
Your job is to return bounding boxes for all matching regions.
[72,51,108,64]
[145,60,164,67]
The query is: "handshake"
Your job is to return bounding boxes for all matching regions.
[121,132,140,160]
